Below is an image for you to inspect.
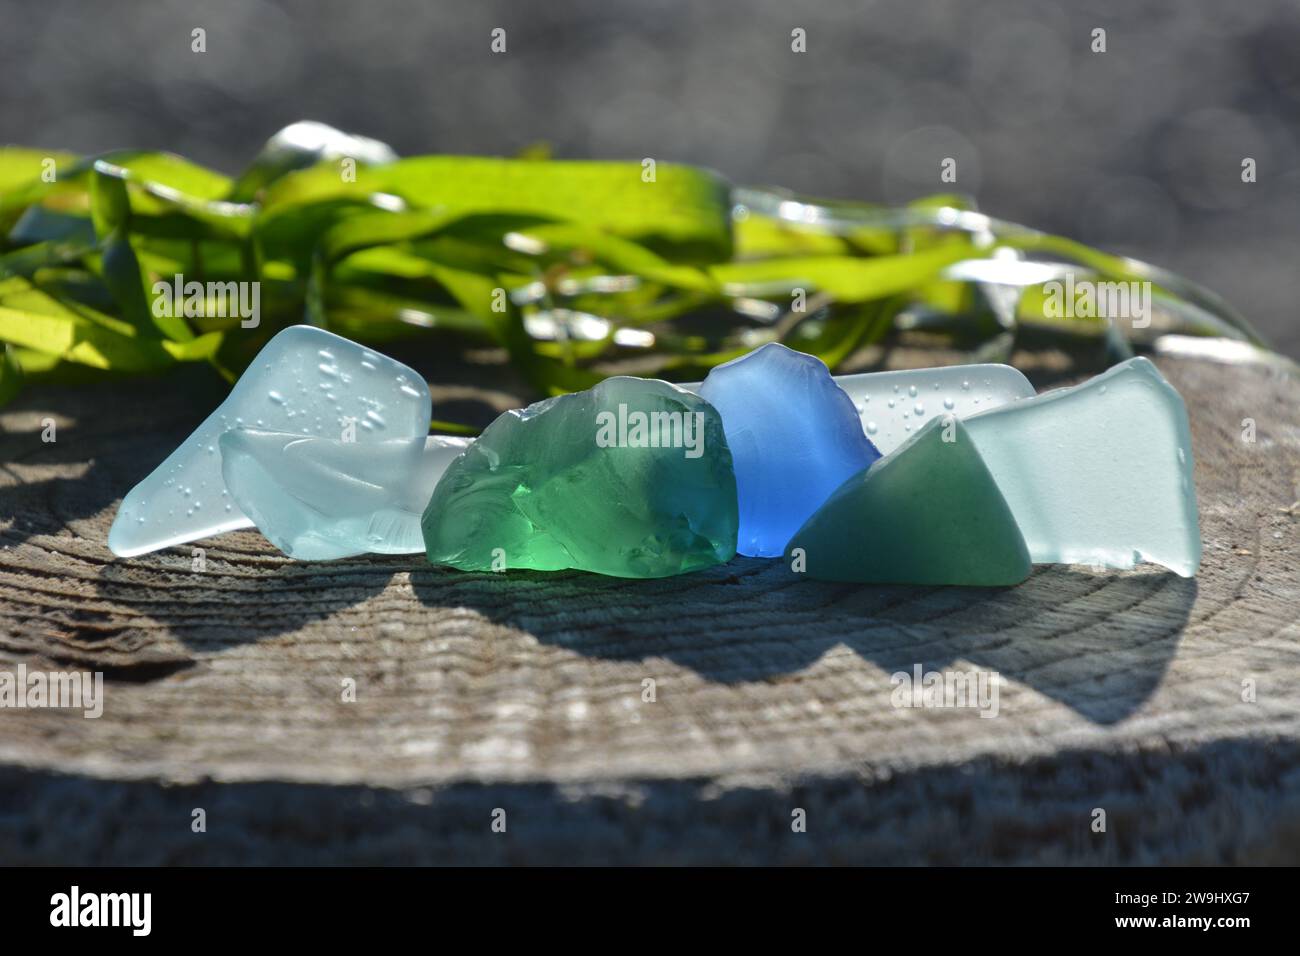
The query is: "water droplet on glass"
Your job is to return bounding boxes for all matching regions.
[268,391,285,405]
[865,421,878,435]
[908,385,918,397]
[943,397,955,410]
[914,402,925,415]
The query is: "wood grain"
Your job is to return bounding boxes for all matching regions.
[0,349,1296,864]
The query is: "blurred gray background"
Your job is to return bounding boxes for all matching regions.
[3,0,1297,355]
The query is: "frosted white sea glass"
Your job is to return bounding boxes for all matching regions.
[107,325,432,557]
[220,431,471,559]
[830,365,1035,454]
[965,357,1201,576]
[682,363,1034,455]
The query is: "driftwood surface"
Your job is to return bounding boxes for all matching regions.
[0,345,1297,865]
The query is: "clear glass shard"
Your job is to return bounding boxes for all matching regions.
[107,325,432,558]
[220,431,470,560]
[965,357,1201,576]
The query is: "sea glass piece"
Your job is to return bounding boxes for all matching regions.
[682,362,1034,455]
[964,356,1200,576]
[786,415,1031,586]
[698,343,880,557]
[831,364,1035,454]
[107,325,432,558]
[220,431,471,560]
[422,376,738,578]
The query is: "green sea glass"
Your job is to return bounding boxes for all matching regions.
[421,377,738,578]
[965,356,1201,576]
[786,415,1032,585]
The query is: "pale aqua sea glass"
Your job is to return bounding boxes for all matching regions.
[683,363,1033,454]
[965,357,1201,576]
[107,326,432,557]
[220,431,471,560]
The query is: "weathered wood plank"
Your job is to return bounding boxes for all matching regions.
[0,350,1296,864]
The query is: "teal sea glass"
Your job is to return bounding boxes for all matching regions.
[786,415,1032,586]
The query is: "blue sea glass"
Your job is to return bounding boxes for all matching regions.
[107,325,432,557]
[965,357,1201,575]
[698,343,880,556]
